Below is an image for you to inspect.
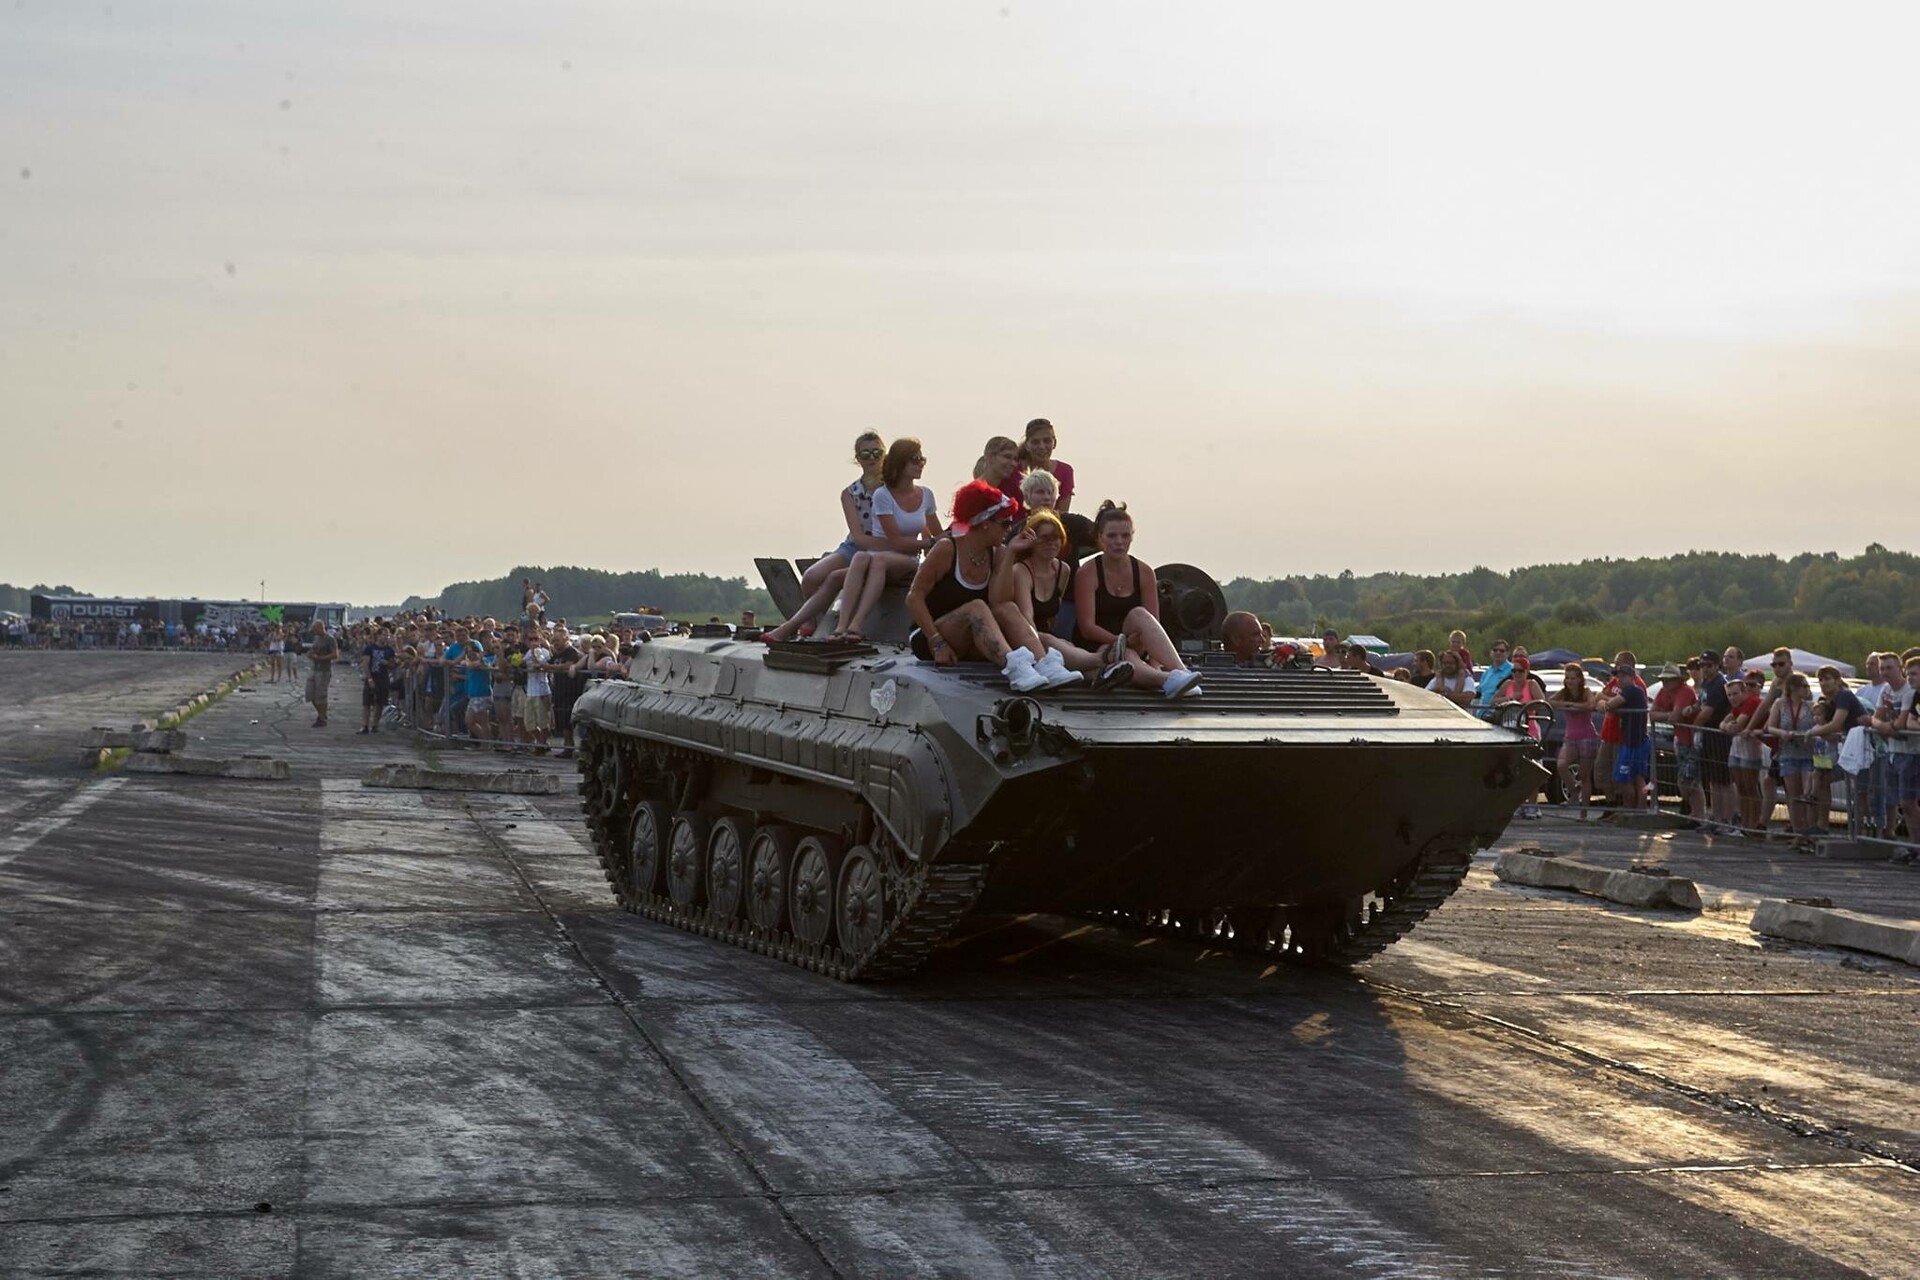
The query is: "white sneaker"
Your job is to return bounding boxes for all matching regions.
[1034,649,1083,689]
[1162,669,1203,699]
[1002,649,1049,693]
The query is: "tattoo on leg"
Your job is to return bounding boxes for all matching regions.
[969,616,1010,665]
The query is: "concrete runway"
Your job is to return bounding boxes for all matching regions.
[2,655,1916,1277]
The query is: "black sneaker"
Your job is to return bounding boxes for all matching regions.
[356,727,370,735]
[1095,660,1134,692]
[313,718,326,728]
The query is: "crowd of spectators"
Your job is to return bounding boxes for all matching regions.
[1341,630,1919,852]
[289,598,686,754]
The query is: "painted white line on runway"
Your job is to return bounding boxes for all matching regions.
[319,777,478,854]
[0,777,127,866]
[471,794,596,857]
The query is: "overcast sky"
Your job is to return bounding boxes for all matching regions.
[6,1,1920,605]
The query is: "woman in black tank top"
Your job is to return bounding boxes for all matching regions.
[907,482,1079,692]
[1068,501,1203,698]
[992,509,1152,691]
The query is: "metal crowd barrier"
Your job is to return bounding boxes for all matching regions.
[1486,681,1918,855]
[387,644,630,757]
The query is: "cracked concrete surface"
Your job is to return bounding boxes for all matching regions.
[1,656,1916,1277]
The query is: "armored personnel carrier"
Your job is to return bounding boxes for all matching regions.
[572,563,1545,980]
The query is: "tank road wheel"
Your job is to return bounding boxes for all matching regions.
[588,733,629,822]
[628,801,670,900]
[789,834,843,948]
[747,825,799,934]
[705,817,752,922]
[667,812,711,910]
[835,844,887,959]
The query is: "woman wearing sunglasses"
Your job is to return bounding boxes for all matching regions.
[907,482,1079,692]
[764,432,888,642]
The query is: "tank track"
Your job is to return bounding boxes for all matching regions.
[1103,845,1474,969]
[577,727,987,982]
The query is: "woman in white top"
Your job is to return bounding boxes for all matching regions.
[831,438,940,641]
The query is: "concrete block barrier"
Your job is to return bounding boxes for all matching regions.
[133,729,188,753]
[124,753,291,780]
[362,763,563,795]
[1813,838,1900,862]
[1495,849,1703,911]
[1750,899,1920,967]
[81,727,134,749]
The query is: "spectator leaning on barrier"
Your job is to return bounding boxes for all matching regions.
[1896,656,1920,861]
[1601,650,1651,809]
[1650,662,1704,818]
[1690,649,1737,827]
[1474,640,1512,714]
[1866,652,1912,832]
[1872,655,1917,836]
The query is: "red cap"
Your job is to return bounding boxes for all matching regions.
[951,480,1022,535]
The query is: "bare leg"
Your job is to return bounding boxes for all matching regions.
[765,568,848,641]
[828,554,877,637]
[935,600,1011,666]
[1120,606,1187,673]
[841,553,918,638]
[1555,744,1576,805]
[798,552,848,598]
[988,603,1053,662]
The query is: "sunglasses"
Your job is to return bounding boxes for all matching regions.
[856,449,882,460]
[1771,660,1789,668]
[910,455,926,464]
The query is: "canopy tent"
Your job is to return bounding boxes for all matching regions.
[1740,650,1855,679]
[1527,647,1586,668]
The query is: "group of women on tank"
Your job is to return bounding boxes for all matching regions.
[763,420,1202,698]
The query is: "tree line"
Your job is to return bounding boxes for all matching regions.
[1221,545,1920,663]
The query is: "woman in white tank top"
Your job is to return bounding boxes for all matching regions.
[830,438,942,641]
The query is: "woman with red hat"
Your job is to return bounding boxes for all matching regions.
[906,481,1080,692]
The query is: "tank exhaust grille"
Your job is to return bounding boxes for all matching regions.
[947,666,1402,715]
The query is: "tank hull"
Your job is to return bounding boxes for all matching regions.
[571,638,1544,979]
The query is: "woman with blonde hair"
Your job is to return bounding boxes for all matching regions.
[764,432,888,642]
[1768,672,1821,844]
[907,482,1078,692]
[1019,467,1058,512]
[974,435,1022,501]
[832,438,940,642]
[991,509,1134,690]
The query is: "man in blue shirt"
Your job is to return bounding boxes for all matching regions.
[1474,639,1513,717]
